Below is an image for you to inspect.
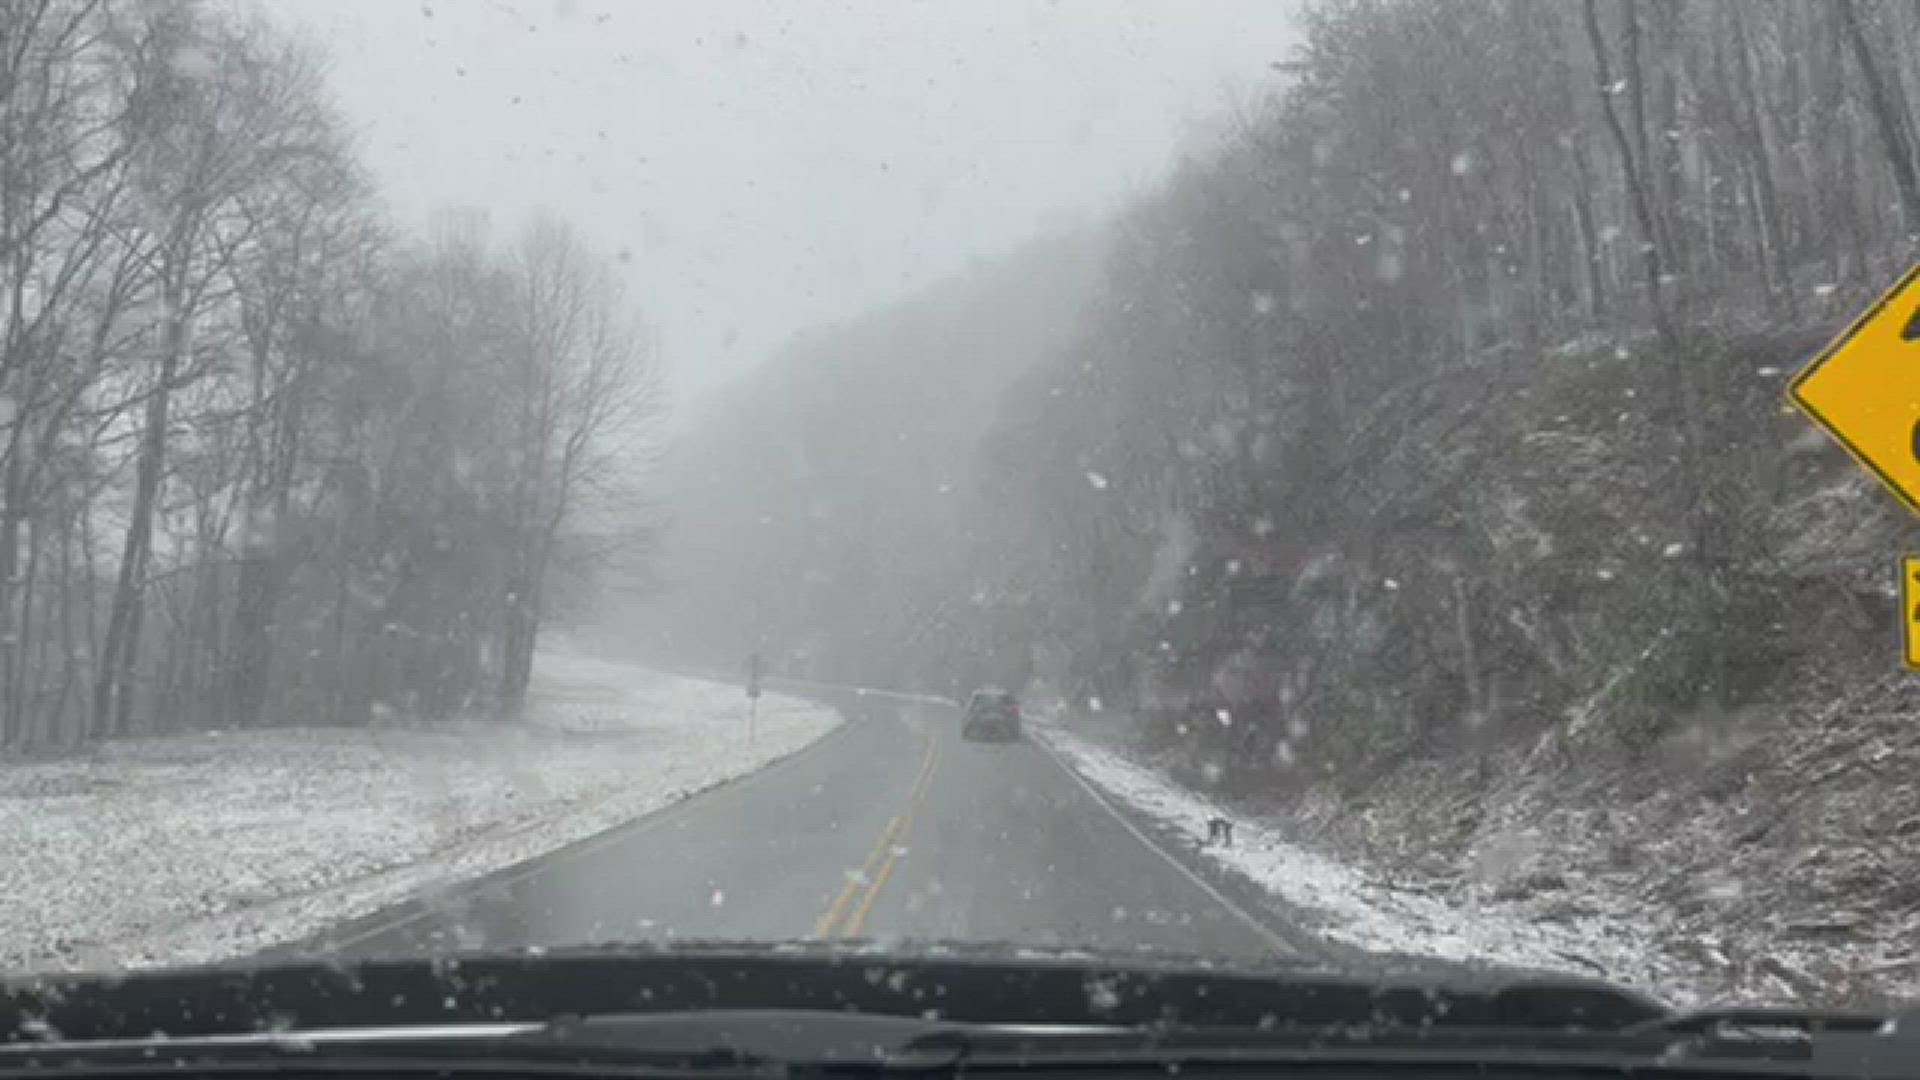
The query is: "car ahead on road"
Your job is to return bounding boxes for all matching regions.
[961,688,1022,742]
[4,945,1909,1079]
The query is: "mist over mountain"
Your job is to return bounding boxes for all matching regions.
[620,226,1108,689]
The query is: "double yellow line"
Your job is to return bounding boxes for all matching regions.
[813,734,940,939]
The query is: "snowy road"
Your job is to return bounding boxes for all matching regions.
[314,695,1293,959]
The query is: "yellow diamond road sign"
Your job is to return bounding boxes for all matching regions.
[1790,264,1920,514]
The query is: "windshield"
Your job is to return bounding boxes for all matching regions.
[0,0,1914,1019]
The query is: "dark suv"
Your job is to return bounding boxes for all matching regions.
[962,688,1022,742]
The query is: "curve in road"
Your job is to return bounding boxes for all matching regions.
[320,695,1291,961]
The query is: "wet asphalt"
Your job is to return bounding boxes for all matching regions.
[316,696,1290,961]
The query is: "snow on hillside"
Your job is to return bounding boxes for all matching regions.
[1038,715,1920,1008]
[0,651,840,971]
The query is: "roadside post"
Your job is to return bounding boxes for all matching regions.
[747,652,764,742]
[1787,265,1920,669]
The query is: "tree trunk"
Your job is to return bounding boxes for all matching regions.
[1569,144,1609,322]
[49,499,80,748]
[1649,0,1686,274]
[1521,149,1548,347]
[1837,0,1920,234]
[328,459,373,727]
[1451,574,1483,726]
[1584,0,1724,710]
[93,307,184,738]
[498,571,539,716]
[225,426,299,728]
[1583,0,1673,340]
[1620,0,1672,262]
[16,483,42,744]
[0,430,23,746]
[1728,3,1797,317]
[225,544,277,727]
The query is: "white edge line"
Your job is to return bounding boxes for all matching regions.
[1032,730,1299,958]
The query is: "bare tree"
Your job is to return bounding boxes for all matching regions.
[496,216,659,714]
[1835,0,1920,234]
[217,101,369,729]
[1582,0,1675,341]
[0,3,661,752]
[93,10,341,735]
[0,0,142,743]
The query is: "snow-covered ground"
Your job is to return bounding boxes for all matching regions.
[1034,723,1703,1002]
[1037,705,1920,1009]
[0,651,840,971]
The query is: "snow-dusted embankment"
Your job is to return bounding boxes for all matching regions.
[0,653,839,971]
[1041,714,1920,1008]
[1034,724,1694,1000]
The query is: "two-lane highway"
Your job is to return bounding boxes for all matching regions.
[320,695,1289,959]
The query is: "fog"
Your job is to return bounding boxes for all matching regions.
[272,0,1304,404]
[8,0,1920,1005]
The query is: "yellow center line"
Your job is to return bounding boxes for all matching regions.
[841,837,904,938]
[842,740,940,937]
[814,733,939,939]
[811,813,902,938]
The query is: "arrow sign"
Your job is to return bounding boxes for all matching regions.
[1790,264,1920,514]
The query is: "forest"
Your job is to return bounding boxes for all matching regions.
[15,0,1920,777]
[0,1,655,748]
[658,0,1920,782]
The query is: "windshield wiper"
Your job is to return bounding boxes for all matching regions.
[895,1007,1920,1077]
[0,1016,775,1079]
[0,1010,1072,1077]
[1625,1007,1920,1076]
[1628,1005,1895,1037]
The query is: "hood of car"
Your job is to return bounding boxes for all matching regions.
[0,940,1668,1043]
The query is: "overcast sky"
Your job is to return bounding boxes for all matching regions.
[264,1,1301,406]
